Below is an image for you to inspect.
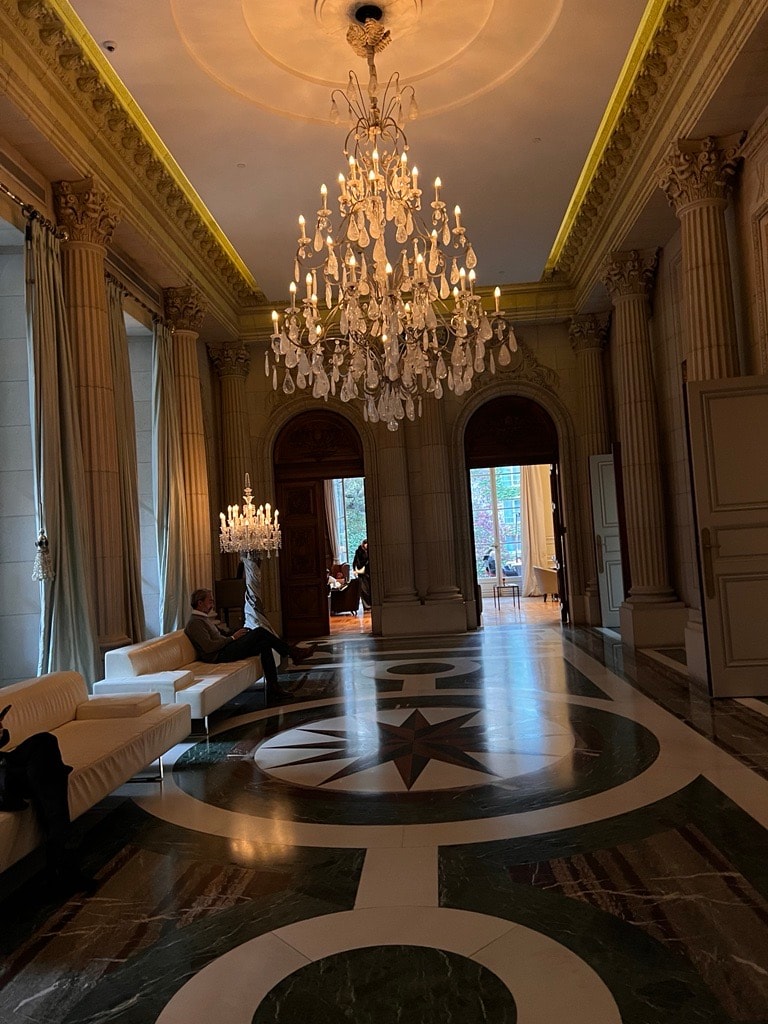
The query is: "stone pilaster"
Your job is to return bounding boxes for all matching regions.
[601,250,686,647]
[209,342,251,578]
[164,286,212,593]
[375,425,419,634]
[403,399,467,634]
[569,312,611,624]
[55,177,130,653]
[660,135,744,380]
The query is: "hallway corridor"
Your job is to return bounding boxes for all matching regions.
[2,620,768,1022]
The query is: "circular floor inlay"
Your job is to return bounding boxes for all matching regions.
[253,705,575,793]
[252,946,517,1023]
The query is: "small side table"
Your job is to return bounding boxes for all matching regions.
[493,582,521,609]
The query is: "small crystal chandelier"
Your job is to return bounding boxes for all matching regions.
[267,8,516,431]
[219,475,281,557]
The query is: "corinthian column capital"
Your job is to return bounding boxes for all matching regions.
[569,312,610,354]
[601,249,658,302]
[660,134,744,214]
[208,342,251,379]
[54,177,120,245]
[164,286,207,332]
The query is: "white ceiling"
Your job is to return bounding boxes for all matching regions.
[67,0,649,303]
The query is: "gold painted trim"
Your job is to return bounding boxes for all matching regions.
[48,0,259,294]
[544,0,669,274]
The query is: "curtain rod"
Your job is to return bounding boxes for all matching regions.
[0,180,68,239]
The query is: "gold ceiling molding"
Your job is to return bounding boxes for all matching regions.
[4,0,263,306]
[546,0,712,281]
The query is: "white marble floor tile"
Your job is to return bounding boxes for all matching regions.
[355,846,439,909]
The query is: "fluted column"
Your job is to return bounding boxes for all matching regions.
[660,135,743,380]
[376,426,419,629]
[55,177,129,653]
[165,287,212,592]
[569,313,611,623]
[209,342,251,577]
[602,251,685,647]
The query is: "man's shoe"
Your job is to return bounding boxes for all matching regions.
[266,687,296,705]
[289,643,319,665]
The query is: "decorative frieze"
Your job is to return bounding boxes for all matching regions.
[553,0,716,279]
[6,0,261,305]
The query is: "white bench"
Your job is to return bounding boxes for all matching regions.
[93,629,268,730]
[0,671,190,876]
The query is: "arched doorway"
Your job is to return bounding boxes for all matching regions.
[274,410,366,639]
[464,395,569,623]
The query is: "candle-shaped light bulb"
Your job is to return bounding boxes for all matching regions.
[412,166,419,189]
[372,149,379,172]
[468,269,476,292]
[454,205,461,228]
[320,183,328,208]
[459,266,466,290]
[434,177,442,201]
[220,511,226,527]
[271,310,279,332]
[298,214,305,235]
[289,281,297,308]
[338,171,347,197]
[306,272,312,299]
[494,286,501,314]
[245,472,250,490]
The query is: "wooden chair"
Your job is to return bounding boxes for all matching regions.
[330,575,360,614]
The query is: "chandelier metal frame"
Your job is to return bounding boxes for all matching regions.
[267,16,517,431]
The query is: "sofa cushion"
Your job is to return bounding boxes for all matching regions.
[104,630,197,678]
[0,672,87,746]
[92,671,194,706]
[76,693,161,720]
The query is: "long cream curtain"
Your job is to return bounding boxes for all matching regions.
[520,464,552,596]
[25,217,99,680]
[152,319,191,632]
[107,278,145,641]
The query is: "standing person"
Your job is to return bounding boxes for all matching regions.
[353,538,371,610]
[184,589,314,704]
[0,704,92,895]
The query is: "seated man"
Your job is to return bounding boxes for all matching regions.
[0,704,93,895]
[184,588,313,704]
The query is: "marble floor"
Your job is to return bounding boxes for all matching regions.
[2,612,768,1022]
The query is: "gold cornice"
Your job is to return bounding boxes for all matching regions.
[545,0,668,275]
[545,0,714,282]
[6,0,263,305]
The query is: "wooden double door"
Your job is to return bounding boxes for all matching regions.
[274,411,364,640]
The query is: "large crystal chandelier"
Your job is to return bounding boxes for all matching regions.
[267,9,516,431]
[219,475,281,557]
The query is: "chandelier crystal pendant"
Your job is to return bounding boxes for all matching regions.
[267,11,517,431]
[219,475,281,557]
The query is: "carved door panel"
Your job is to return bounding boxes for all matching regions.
[589,453,623,629]
[687,375,768,696]
[276,480,330,639]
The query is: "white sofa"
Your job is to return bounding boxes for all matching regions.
[93,629,265,728]
[0,671,190,875]
[533,565,559,601]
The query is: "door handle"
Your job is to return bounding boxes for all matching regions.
[701,527,719,600]
[595,535,604,574]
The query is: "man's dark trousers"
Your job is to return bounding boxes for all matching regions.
[212,627,290,687]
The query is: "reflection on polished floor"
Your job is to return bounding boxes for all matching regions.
[3,616,768,1022]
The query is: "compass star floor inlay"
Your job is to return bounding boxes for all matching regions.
[3,623,768,1024]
